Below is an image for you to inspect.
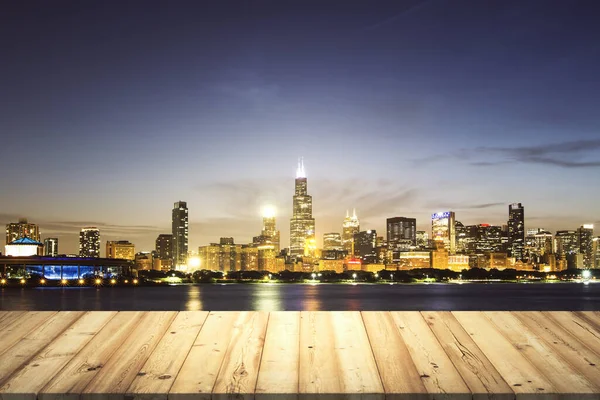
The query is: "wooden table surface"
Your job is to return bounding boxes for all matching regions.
[0,311,599,399]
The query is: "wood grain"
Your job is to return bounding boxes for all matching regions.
[0,312,83,387]
[212,311,269,400]
[485,311,598,394]
[390,312,471,400]
[361,311,428,400]
[453,311,558,399]
[421,311,513,400]
[544,312,600,359]
[169,311,242,400]
[0,311,116,400]
[80,311,177,400]
[126,311,208,400]
[299,311,384,400]
[38,312,144,400]
[255,311,300,400]
[0,312,57,357]
[513,311,600,391]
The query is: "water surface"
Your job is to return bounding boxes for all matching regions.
[2,282,599,311]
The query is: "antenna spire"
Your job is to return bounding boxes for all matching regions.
[296,157,306,178]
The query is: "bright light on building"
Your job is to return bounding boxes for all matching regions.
[187,256,201,269]
[262,205,277,218]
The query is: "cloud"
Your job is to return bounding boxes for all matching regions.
[362,0,431,31]
[417,139,600,169]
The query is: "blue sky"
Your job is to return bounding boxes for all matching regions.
[1,0,599,254]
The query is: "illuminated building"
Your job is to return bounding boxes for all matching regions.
[0,256,134,280]
[578,224,594,269]
[342,209,360,253]
[508,203,525,261]
[431,241,449,269]
[593,237,600,269]
[555,230,579,269]
[43,238,58,257]
[354,230,377,264]
[474,224,504,253]
[6,218,40,244]
[431,211,456,253]
[172,201,189,268]
[261,208,280,253]
[5,237,43,256]
[241,245,259,271]
[318,259,344,273]
[416,231,428,248]
[198,239,242,272]
[289,158,315,258]
[79,227,100,258]
[323,233,343,251]
[134,252,153,271]
[398,251,431,269]
[386,217,416,250]
[155,234,173,269]
[454,221,470,253]
[448,255,470,272]
[198,243,221,271]
[106,240,135,260]
[344,258,362,271]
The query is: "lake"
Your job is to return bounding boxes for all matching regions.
[1,282,599,311]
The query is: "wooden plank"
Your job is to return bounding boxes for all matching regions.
[0,311,16,325]
[169,311,241,400]
[0,311,117,400]
[39,312,145,400]
[513,312,600,390]
[389,312,470,400]
[544,312,600,359]
[80,311,177,398]
[453,312,557,398]
[0,312,83,386]
[126,311,209,400]
[421,311,513,400]
[255,312,300,400]
[299,311,384,400]
[212,311,269,400]
[485,312,598,394]
[361,312,428,400]
[573,312,600,332]
[0,312,57,357]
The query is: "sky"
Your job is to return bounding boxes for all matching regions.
[1,0,600,256]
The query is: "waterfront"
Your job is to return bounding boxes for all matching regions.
[1,282,599,311]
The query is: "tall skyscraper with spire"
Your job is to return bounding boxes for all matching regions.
[290,158,315,258]
[342,209,360,253]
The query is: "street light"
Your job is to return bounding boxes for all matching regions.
[352,273,357,283]
[311,273,316,280]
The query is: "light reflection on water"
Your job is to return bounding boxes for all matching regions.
[2,283,600,311]
[251,284,282,311]
[185,286,203,310]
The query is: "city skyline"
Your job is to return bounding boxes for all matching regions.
[1,162,598,256]
[1,1,600,254]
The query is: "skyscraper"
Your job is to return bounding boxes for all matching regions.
[172,201,189,268]
[323,233,343,251]
[155,234,173,260]
[43,238,58,256]
[6,218,40,244]
[342,209,360,253]
[79,227,100,257]
[508,203,525,261]
[386,217,417,250]
[354,230,378,264]
[593,237,600,269]
[106,240,135,260]
[578,224,594,269]
[431,211,456,253]
[289,158,315,258]
[261,209,280,253]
